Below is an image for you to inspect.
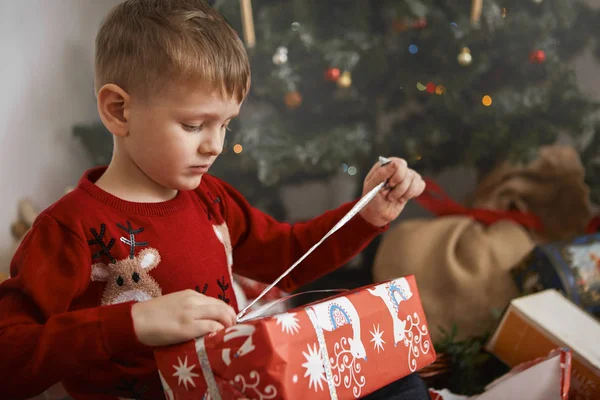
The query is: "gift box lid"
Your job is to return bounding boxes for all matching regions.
[488,289,600,371]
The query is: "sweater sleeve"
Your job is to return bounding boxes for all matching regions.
[0,213,150,399]
[213,178,388,293]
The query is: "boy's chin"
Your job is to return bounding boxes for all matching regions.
[173,175,204,191]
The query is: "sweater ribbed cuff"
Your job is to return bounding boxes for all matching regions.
[100,302,152,357]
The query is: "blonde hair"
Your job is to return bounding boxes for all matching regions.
[94,0,250,102]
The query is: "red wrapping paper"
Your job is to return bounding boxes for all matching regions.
[154,275,435,399]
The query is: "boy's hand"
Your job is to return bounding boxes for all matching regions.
[131,290,236,346]
[359,157,425,227]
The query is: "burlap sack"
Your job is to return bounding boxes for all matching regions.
[372,145,592,342]
[471,144,592,243]
[373,217,535,342]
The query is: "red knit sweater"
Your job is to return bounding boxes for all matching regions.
[0,166,385,400]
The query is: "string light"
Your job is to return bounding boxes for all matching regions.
[233,144,243,153]
[482,95,492,106]
[347,166,357,176]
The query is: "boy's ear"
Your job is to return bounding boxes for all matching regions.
[97,84,131,137]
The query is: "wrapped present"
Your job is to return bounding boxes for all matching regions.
[428,348,571,400]
[154,275,435,399]
[511,233,600,317]
[486,289,600,399]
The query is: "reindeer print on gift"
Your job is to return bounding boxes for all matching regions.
[309,296,367,360]
[88,222,163,305]
[368,278,412,346]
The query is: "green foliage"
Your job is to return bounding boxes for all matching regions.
[433,324,508,395]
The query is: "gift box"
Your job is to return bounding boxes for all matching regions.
[511,233,600,317]
[486,289,600,399]
[154,275,436,399]
[428,348,572,400]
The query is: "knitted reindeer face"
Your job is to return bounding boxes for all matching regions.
[89,222,163,306]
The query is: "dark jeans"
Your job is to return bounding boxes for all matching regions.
[362,373,430,400]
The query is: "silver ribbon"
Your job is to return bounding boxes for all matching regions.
[306,307,338,399]
[237,156,392,323]
[196,337,222,400]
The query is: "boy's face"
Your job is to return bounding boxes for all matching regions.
[125,80,241,191]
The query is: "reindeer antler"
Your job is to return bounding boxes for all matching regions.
[117,221,149,259]
[88,224,116,263]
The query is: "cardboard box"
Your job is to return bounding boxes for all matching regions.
[154,275,436,399]
[486,289,600,399]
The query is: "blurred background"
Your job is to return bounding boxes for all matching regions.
[2,0,600,397]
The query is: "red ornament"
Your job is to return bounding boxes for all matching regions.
[325,67,341,82]
[413,17,427,29]
[529,50,546,64]
[426,82,436,93]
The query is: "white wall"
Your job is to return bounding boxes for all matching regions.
[0,1,122,274]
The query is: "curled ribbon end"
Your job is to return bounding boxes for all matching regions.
[379,156,391,166]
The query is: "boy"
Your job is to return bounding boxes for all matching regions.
[0,0,426,399]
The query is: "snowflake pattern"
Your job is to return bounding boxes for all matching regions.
[369,324,385,353]
[275,312,301,335]
[172,356,199,391]
[301,343,326,392]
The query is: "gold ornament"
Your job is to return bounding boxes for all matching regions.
[458,47,473,66]
[284,91,302,108]
[337,71,352,88]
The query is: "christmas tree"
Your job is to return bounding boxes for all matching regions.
[203,0,600,214]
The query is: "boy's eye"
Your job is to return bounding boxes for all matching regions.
[182,123,203,132]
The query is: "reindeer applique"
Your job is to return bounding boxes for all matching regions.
[88,222,163,306]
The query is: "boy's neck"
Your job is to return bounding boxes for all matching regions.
[94,154,179,203]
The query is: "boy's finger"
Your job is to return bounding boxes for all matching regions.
[194,290,236,311]
[193,320,225,337]
[365,156,398,184]
[372,158,404,187]
[388,170,414,202]
[384,160,409,188]
[399,178,424,203]
[193,303,236,327]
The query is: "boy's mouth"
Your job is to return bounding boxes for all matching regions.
[190,164,210,173]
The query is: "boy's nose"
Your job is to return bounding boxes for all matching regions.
[198,132,223,156]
